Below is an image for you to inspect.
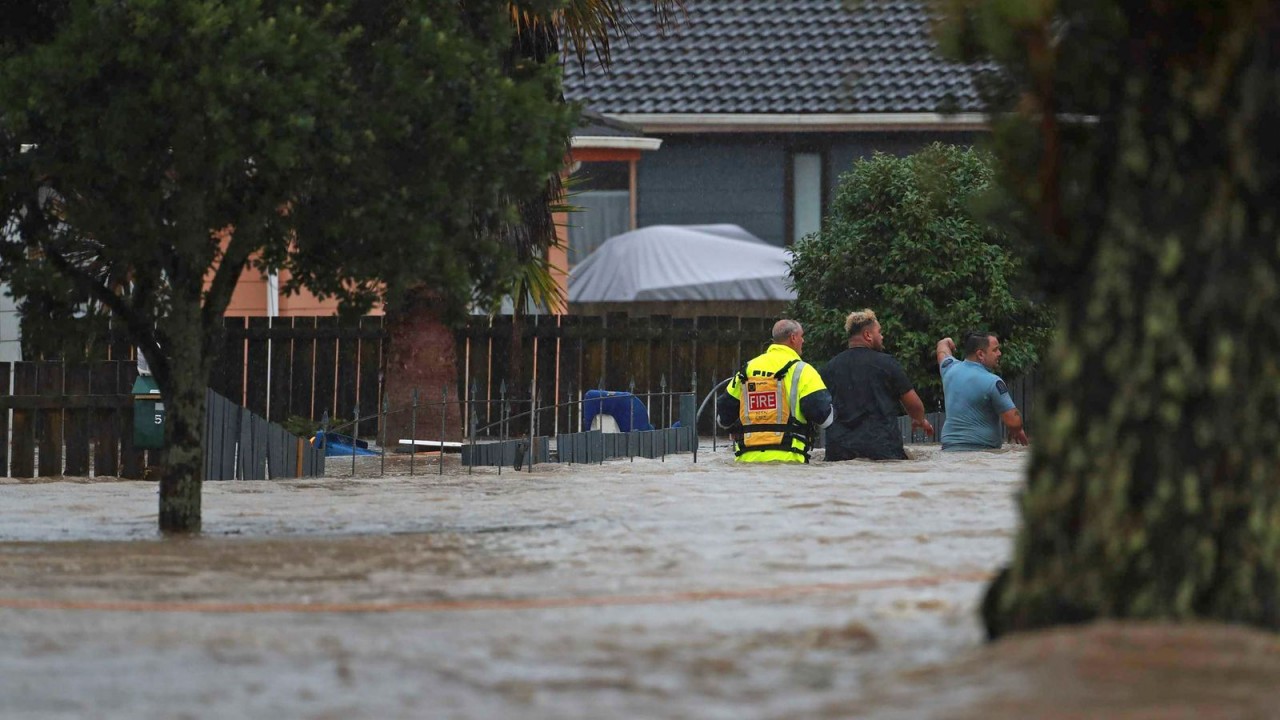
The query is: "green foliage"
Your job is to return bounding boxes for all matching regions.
[788,143,1052,405]
[0,0,575,376]
[0,0,575,530]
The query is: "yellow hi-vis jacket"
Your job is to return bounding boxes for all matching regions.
[723,344,830,463]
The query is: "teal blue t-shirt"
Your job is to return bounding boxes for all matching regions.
[939,358,1016,451]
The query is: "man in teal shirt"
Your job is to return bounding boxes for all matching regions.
[936,332,1028,450]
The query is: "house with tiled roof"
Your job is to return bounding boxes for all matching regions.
[563,0,985,254]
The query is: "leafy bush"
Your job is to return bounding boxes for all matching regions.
[788,143,1052,406]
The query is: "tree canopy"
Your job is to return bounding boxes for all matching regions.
[788,143,1051,405]
[0,0,575,531]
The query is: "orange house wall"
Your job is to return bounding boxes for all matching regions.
[209,228,383,317]
[215,144,639,318]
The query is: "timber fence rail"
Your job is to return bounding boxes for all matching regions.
[18,314,1036,477]
[0,360,147,478]
[38,314,1037,445]
[0,361,325,480]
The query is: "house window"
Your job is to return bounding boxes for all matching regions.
[568,161,631,266]
[791,152,824,244]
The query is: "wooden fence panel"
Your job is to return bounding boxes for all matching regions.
[118,362,146,479]
[645,315,673,397]
[531,315,558,438]
[580,315,606,394]
[717,317,746,386]
[212,316,246,404]
[204,391,231,480]
[459,317,489,438]
[489,315,519,436]
[107,320,133,363]
[1007,372,1037,432]
[36,362,64,477]
[602,313,630,391]
[692,318,723,431]
[312,316,338,422]
[244,317,271,418]
[214,392,240,480]
[0,363,8,475]
[62,364,92,476]
[553,315,580,434]
[289,316,317,421]
[335,315,361,426]
[268,317,293,424]
[737,317,773,370]
[358,316,383,437]
[90,362,123,477]
[266,422,289,479]
[237,407,257,480]
[8,363,36,478]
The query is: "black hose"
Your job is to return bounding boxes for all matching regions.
[696,376,734,427]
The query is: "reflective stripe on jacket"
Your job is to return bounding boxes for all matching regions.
[726,344,827,462]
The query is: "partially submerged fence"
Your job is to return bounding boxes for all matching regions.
[457,314,778,437]
[204,390,325,481]
[0,361,325,479]
[21,314,1036,476]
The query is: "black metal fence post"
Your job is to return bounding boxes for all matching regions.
[351,404,359,477]
[692,371,699,464]
[468,379,478,476]
[566,381,574,466]
[440,385,447,476]
[712,387,718,453]
[409,388,418,477]
[660,374,667,462]
[498,380,506,477]
[380,395,388,476]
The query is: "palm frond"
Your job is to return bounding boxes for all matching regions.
[510,0,685,69]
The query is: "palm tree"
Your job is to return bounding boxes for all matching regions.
[382,1,684,443]
[497,1,685,429]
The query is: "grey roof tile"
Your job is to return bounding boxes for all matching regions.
[564,0,981,115]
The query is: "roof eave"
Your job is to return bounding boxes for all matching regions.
[607,112,990,133]
[569,136,664,151]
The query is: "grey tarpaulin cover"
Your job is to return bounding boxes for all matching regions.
[568,224,796,302]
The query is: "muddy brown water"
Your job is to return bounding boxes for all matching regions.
[1,445,1276,718]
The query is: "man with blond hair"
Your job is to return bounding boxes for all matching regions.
[819,309,933,461]
[716,319,833,463]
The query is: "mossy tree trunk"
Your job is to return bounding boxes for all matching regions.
[980,2,1280,637]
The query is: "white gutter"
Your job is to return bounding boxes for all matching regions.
[569,136,664,151]
[266,272,279,318]
[607,112,989,133]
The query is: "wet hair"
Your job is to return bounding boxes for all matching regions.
[772,319,802,342]
[844,309,877,339]
[963,331,996,357]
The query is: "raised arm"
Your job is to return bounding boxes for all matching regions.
[936,337,957,367]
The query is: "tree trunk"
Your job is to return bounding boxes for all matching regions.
[154,298,213,534]
[382,288,464,446]
[984,9,1280,637]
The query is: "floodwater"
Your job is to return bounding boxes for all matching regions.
[0,444,1275,719]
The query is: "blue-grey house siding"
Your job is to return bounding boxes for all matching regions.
[637,131,982,247]
[637,136,787,244]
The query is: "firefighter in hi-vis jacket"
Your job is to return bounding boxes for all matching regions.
[716,319,833,463]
